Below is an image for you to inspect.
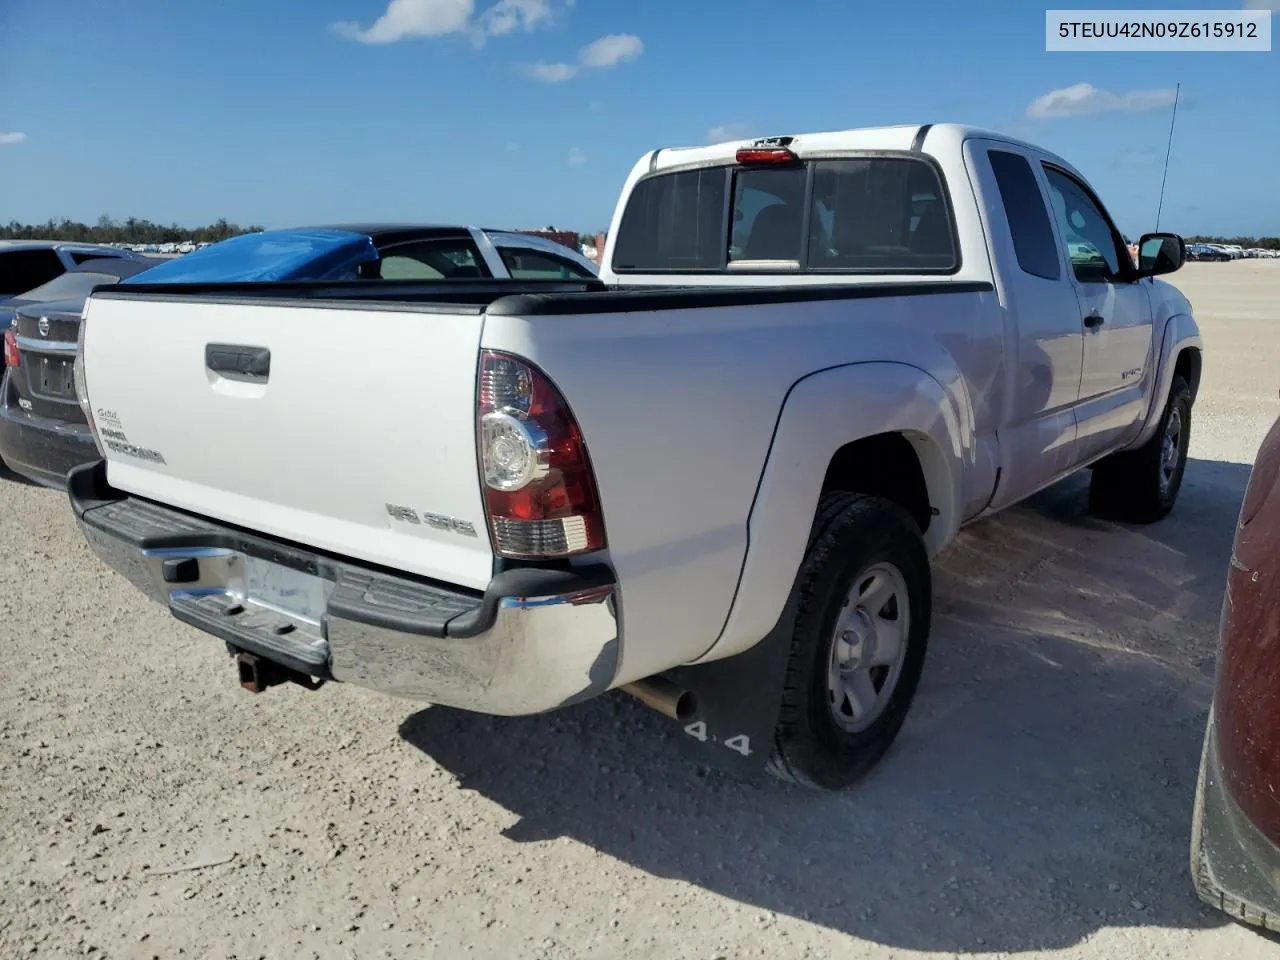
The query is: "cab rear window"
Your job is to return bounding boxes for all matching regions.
[611,155,958,274]
[611,167,726,272]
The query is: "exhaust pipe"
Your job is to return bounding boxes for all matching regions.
[621,677,698,722]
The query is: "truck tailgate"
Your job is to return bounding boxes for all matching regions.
[80,293,493,589]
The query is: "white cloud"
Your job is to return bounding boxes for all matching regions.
[528,61,578,82]
[527,32,644,82]
[707,123,753,143]
[334,0,558,44]
[568,146,586,165]
[0,132,27,146]
[578,33,643,68]
[1026,82,1177,119]
[478,0,551,36]
[333,0,472,43]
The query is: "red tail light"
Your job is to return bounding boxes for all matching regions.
[735,147,799,165]
[477,350,606,558]
[3,328,18,368]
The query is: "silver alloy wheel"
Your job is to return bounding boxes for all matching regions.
[1160,406,1183,496]
[827,562,910,734]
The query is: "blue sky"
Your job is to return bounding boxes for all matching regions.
[1,0,1277,237]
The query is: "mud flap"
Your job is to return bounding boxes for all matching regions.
[655,590,799,779]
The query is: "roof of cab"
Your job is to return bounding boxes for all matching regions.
[270,224,475,246]
[651,122,1076,175]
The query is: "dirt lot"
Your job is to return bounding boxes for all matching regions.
[2,261,1279,960]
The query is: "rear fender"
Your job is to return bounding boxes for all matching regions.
[637,362,967,778]
[695,361,967,667]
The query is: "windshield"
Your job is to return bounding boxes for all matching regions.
[124,228,380,283]
[12,270,124,303]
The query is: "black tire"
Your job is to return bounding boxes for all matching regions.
[1088,374,1192,524]
[766,492,932,790]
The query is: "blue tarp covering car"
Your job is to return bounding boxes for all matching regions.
[122,228,380,284]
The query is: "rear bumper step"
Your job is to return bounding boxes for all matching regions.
[68,460,620,715]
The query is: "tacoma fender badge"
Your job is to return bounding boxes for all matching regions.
[385,503,478,538]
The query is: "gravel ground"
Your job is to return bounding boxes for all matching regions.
[2,261,1280,960]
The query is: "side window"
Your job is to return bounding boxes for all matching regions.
[374,239,487,280]
[987,150,1061,281]
[498,248,596,280]
[1042,167,1127,283]
[0,249,66,296]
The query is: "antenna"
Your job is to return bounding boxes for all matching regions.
[1154,81,1181,232]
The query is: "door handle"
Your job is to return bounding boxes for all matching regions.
[205,343,271,383]
[1083,313,1105,329]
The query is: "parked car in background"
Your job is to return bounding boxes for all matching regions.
[0,258,162,485]
[1188,243,1231,262]
[67,124,1200,789]
[1193,412,1280,934]
[0,225,598,489]
[133,224,599,284]
[0,241,147,305]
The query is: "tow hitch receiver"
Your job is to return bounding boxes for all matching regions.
[234,651,325,694]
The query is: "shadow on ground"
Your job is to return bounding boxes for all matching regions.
[399,458,1249,953]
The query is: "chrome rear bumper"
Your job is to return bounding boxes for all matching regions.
[68,460,620,715]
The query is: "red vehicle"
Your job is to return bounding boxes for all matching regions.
[1192,412,1280,932]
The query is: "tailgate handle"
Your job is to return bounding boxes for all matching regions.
[206,344,271,383]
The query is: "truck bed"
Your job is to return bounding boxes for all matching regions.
[82,275,995,679]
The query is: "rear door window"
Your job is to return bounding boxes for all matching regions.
[0,249,66,296]
[373,239,488,280]
[498,247,597,279]
[987,150,1061,281]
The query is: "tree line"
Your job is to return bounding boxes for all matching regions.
[2,218,1276,252]
[1,217,264,246]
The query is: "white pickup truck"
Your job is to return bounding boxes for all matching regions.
[68,123,1201,789]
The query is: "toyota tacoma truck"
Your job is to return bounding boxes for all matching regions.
[67,124,1202,789]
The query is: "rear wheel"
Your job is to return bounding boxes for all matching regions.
[1089,374,1192,523]
[767,493,932,790]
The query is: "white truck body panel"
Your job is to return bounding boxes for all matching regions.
[481,287,998,682]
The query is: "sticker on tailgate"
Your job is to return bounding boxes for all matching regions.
[96,410,168,465]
